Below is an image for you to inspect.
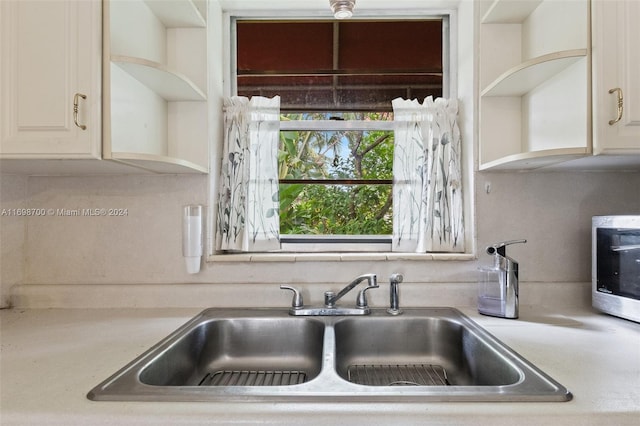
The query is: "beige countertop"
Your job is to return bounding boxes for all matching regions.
[1,306,639,425]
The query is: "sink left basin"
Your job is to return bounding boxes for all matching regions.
[140,317,325,386]
[88,309,325,401]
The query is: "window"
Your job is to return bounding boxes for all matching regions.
[233,18,450,251]
[220,12,463,254]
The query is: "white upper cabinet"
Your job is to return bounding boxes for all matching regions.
[0,0,209,175]
[478,0,640,171]
[103,0,209,173]
[478,0,591,170]
[0,0,102,159]
[592,0,640,158]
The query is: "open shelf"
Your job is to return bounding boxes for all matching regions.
[110,152,208,174]
[478,0,591,171]
[479,148,590,171]
[144,0,206,28]
[481,49,587,97]
[104,0,209,175]
[482,0,543,23]
[112,56,206,101]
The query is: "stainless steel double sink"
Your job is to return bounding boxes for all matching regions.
[88,307,572,402]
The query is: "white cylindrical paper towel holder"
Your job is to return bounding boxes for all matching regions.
[183,205,203,274]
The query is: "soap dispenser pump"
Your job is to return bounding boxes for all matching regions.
[478,239,526,319]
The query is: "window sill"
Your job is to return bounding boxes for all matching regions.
[208,252,476,263]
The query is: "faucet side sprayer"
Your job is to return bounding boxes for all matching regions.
[387,273,404,315]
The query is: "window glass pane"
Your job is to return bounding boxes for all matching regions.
[237,22,333,71]
[279,127,394,181]
[237,20,443,111]
[337,21,442,71]
[279,124,393,236]
[279,184,392,235]
[281,112,393,121]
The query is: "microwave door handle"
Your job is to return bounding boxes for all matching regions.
[611,244,640,252]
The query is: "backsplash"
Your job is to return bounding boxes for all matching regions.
[1,175,26,307]
[2,171,640,308]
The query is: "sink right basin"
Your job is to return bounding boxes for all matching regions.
[334,316,522,387]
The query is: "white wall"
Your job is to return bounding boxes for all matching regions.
[2,171,639,309]
[2,0,640,309]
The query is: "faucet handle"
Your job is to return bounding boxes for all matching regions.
[280,285,303,309]
[487,239,526,257]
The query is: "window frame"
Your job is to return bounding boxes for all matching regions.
[222,8,458,254]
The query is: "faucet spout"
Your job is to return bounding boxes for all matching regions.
[324,274,378,308]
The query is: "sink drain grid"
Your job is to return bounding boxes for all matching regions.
[347,364,450,386]
[199,370,307,386]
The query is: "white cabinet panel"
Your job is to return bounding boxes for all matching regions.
[592,0,640,154]
[0,0,101,158]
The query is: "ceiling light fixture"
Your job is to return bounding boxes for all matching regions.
[330,0,356,19]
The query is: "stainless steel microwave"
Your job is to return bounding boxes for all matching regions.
[592,215,640,323]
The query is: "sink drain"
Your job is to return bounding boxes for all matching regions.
[198,370,307,386]
[347,364,450,386]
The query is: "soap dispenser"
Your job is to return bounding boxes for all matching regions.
[183,205,203,274]
[478,239,526,319]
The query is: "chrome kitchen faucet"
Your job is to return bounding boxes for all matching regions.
[281,273,379,316]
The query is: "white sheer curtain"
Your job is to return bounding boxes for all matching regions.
[392,96,464,253]
[216,96,281,252]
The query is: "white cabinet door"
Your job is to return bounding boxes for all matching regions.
[592,0,640,154]
[0,0,101,158]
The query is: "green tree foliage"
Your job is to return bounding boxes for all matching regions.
[279,113,393,235]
